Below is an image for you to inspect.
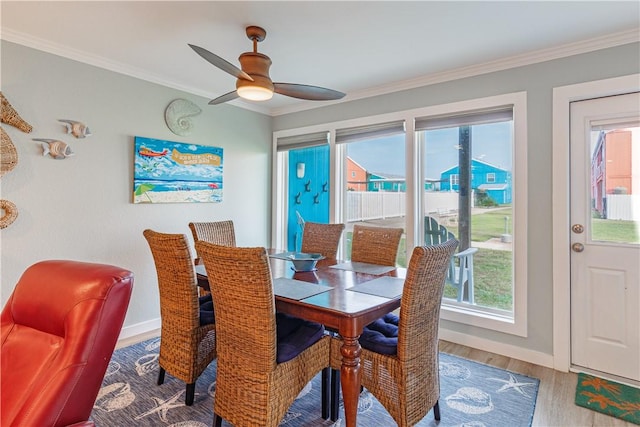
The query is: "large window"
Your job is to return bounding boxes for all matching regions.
[336,121,406,264]
[418,109,514,311]
[273,92,527,337]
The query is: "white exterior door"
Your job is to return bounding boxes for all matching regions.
[570,92,640,382]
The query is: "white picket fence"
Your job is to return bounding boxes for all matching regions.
[606,194,640,221]
[346,191,459,222]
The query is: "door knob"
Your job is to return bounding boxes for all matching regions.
[572,243,584,252]
[572,224,584,233]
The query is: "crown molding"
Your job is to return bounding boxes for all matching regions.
[270,28,640,116]
[0,28,273,115]
[3,28,637,118]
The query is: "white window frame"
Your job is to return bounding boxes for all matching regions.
[413,92,528,337]
[272,91,527,337]
[487,172,496,183]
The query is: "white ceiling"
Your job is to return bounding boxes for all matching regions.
[2,1,639,116]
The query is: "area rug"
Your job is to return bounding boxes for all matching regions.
[575,373,640,425]
[91,338,539,426]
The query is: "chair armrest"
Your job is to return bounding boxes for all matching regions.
[453,247,478,258]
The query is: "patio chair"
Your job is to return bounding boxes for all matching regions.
[329,239,459,426]
[424,216,478,304]
[143,229,217,406]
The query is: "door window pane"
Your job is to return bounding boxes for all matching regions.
[590,126,640,245]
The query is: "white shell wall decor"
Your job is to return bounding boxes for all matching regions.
[164,99,202,136]
[33,138,75,160]
[58,119,92,138]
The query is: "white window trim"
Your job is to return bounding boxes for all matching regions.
[487,172,496,183]
[272,92,528,337]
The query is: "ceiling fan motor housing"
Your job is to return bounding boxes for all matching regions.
[237,52,274,92]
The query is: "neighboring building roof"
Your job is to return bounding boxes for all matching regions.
[478,183,508,190]
[347,156,367,171]
[370,171,405,180]
[441,158,510,175]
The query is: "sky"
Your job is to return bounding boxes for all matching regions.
[347,122,513,179]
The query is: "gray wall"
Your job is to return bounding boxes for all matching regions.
[2,39,639,356]
[1,41,272,333]
[273,42,640,356]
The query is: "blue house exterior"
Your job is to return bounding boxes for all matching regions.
[367,172,406,192]
[440,159,512,204]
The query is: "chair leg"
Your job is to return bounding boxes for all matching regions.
[157,367,165,385]
[321,367,330,419]
[433,400,441,421]
[185,382,195,406]
[330,368,341,421]
[213,414,223,427]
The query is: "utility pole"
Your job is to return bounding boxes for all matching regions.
[458,126,471,251]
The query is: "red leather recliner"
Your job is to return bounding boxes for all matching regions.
[1,260,134,427]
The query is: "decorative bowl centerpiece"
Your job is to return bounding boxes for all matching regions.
[287,252,325,272]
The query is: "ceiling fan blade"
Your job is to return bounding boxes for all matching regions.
[208,90,239,105]
[188,44,253,82]
[273,83,345,101]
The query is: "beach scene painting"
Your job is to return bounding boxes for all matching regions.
[133,136,223,204]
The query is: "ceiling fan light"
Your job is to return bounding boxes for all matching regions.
[237,85,273,101]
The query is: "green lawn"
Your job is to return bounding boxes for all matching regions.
[592,218,639,244]
[347,208,636,313]
[444,248,512,310]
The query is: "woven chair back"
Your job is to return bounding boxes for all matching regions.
[143,229,200,333]
[350,224,403,266]
[397,239,458,360]
[300,222,345,261]
[196,242,277,371]
[189,220,236,247]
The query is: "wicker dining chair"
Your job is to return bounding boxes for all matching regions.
[195,242,332,427]
[143,229,217,406]
[188,220,236,264]
[330,239,458,426]
[350,224,404,266]
[301,221,345,263]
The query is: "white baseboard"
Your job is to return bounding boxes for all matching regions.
[439,328,555,369]
[117,318,161,343]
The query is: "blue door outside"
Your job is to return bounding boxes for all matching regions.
[287,145,330,251]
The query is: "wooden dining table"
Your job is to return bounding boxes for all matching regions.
[195,253,406,427]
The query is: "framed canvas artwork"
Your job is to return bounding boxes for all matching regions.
[133,136,223,203]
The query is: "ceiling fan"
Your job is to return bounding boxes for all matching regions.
[189,26,346,105]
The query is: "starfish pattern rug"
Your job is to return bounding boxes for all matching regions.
[91,338,539,426]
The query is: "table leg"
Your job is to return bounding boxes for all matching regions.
[340,335,362,427]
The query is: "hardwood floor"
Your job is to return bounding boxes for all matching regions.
[439,340,636,427]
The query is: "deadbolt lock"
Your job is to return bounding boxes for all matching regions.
[572,224,584,234]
